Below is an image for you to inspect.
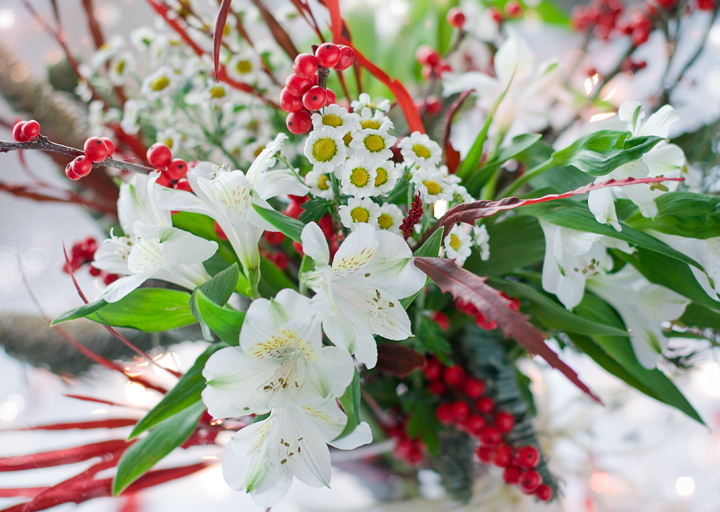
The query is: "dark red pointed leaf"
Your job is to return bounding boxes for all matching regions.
[4,418,138,431]
[0,488,46,498]
[0,439,129,472]
[213,0,233,81]
[376,344,425,377]
[249,0,299,59]
[62,394,146,409]
[414,257,602,403]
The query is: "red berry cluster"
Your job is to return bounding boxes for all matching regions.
[620,56,647,73]
[146,143,188,188]
[447,7,466,28]
[66,137,116,181]
[424,357,553,502]
[415,96,443,116]
[389,421,425,465]
[283,195,339,259]
[12,119,41,142]
[416,45,452,80]
[282,44,355,135]
[505,1,523,17]
[572,0,659,46]
[62,237,119,285]
[456,294,519,330]
[399,192,424,241]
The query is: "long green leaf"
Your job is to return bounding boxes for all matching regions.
[401,227,445,309]
[334,369,361,442]
[253,204,304,243]
[626,192,720,239]
[197,262,238,305]
[191,290,245,346]
[465,134,542,195]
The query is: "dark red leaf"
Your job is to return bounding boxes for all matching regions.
[442,89,473,152]
[0,488,45,498]
[4,418,138,431]
[213,0,233,81]
[62,394,146,409]
[414,257,602,404]
[0,439,129,472]
[249,0,299,59]
[376,344,425,377]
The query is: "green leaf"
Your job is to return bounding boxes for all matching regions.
[405,398,441,453]
[401,228,444,309]
[129,343,226,439]
[197,262,239,306]
[417,316,453,365]
[298,197,333,224]
[465,134,542,195]
[681,303,720,330]
[626,192,720,239]
[549,130,665,176]
[334,369,361,442]
[114,401,206,496]
[191,290,245,345]
[253,204,304,243]
[258,255,297,298]
[51,289,197,332]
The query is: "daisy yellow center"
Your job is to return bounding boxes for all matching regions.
[424,180,442,195]
[449,233,462,251]
[150,76,170,91]
[364,134,385,153]
[209,86,226,98]
[350,167,370,187]
[163,138,174,148]
[322,114,343,127]
[412,144,431,159]
[236,60,253,74]
[375,167,388,187]
[223,24,232,36]
[360,119,381,130]
[317,174,330,190]
[378,213,393,229]
[254,145,266,157]
[343,132,353,147]
[115,60,125,74]
[351,207,369,223]
[312,138,338,162]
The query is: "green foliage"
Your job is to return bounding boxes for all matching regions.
[191,290,245,345]
[431,428,475,503]
[465,134,542,195]
[403,392,442,453]
[253,204,305,243]
[258,255,297,298]
[335,369,361,442]
[416,315,453,365]
[401,227,445,309]
[626,192,720,239]
[299,197,333,224]
[190,263,240,341]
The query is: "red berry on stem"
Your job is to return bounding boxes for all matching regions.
[478,426,502,446]
[493,444,513,467]
[698,0,716,10]
[477,396,495,414]
[443,365,466,387]
[425,95,442,115]
[65,163,80,181]
[156,171,172,187]
[71,155,93,177]
[285,201,304,219]
[292,240,304,256]
[315,43,341,68]
[489,7,504,24]
[214,221,228,241]
[84,137,109,163]
[450,400,470,423]
[476,312,498,330]
[88,266,101,277]
[428,380,447,395]
[476,445,495,464]
[436,403,454,424]
[503,465,523,485]
[293,53,318,78]
[447,7,466,28]
[101,137,115,156]
[174,180,193,193]
[13,122,29,142]
[464,378,486,399]
[165,159,188,180]
[432,311,449,330]
[464,414,486,435]
[22,120,41,139]
[423,356,443,380]
[415,45,440,66]
[286,110,312,135]
[285,73,312,97]
[281,87,304,113]
[495,411,516,433]
[516,445,540,469]
[147,143,172,168]
[632,27,649,46]
[505,1,522,17]
[264,231,286,245]
[519,470,542,494]
[303,86,327,111]
[334,45,355,71]
[435,60,452,77]
[536,484,553,501]
[103,273,119,285]
[325,88,337,106]
[270,252,289,271]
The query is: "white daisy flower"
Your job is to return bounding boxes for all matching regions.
[241,138,271,165]
[351,93,391,113]
[226,51,263,83]
[304,126,347,173]
[141,67,177,100]
[339,157,378,198]
[373,161,400,195]
[90,35,125,69]
[305,170,335,200]
[130,26,156,51]
[201,79,232,104]
[120,99,146,135]
[444,224,473,265]
[156,128,184,152]
[108,52,135,86]
[338,198,380,229]
[350,129,396,162]
[410,168,455,203]
[311,105,360,135]
[399,132,443,167]
[473,224,490,261]
[376,204,404,235]
[357,108,393,132]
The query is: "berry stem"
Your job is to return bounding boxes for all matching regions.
[317,67,331,90]
[0,136,155,175]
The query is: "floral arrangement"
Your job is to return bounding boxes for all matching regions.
[1,0,719,509]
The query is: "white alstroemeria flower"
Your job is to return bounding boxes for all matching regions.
[108,52,135,86]
[311,105,360,135]
[588,102,686,231]
[141,67,177,100]
[349,129,396,162]
[94,222,216,303]
[539,220,633,310]
[398,132,442,167]
[305,170,335,200]
[202,289,353,416]
[339,157,378,198]
[226,51,262,83]
[376,204,404,235]
[157,134,308,282]
[304,126,347,173]
[473,224,491,261]
[587,265,689,369]
[338,198,380,230]
[117,173,172,235]
[301,222,426,368]
[357,108,393,132]
[410,168,455,203]
[444,224,473,265]
[221,397,373,507]
[649,231,720,300]
[201,80,232,105]
[351,93,391,113]
[373,161,400,195]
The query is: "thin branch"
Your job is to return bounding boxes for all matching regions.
[81,0,106,50]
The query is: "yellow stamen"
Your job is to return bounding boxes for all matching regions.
[413,144,431,159]
[378,213,393,229]
[364,134,385,153]
[322,114,343,127]
[150,76,170,92]
[317,174,330,190]
[424,180,442,195]
[115,60,125,74]
[312,138,337,162]
[351,207,369,223]
[343,132,353,147]
[209,85,226,98]
[450,234,461,251]
[236,60,253,74]
[375,167,388,187]
[360,119,381,130]
[254,145,266,157]
[350,168,370,187]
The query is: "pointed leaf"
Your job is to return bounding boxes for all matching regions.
[334,369,361,442]
[401,227,444,309]
[253,204,304,243]
[376,344,425,377]
[626,191,720,239]
[212,0,233,80]
[197,262,238,306]
[190,289,245,345]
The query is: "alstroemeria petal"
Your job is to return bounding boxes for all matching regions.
[331,222,378,278]
[304,346,355,399]
[588,185,620,231]
[638,104,678,138]
[328,421,373,450]
[134,223,218,265]
[301,222,330,267]
[255,170,309,201]
[99,273,150,303]
[322,315,378,369]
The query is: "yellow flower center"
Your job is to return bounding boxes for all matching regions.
[450,233,462,251]
[312,138,338,162]
[115,60,125,74]
[236,60,253,74]
[413,144,431,159]
[350,167,370,187]
[163,138,174,148]
[254,145,266,157]
[351,207,369,223]
[364,134,385,153]
[150,76,170,92]
[209,85,226,98]
[424,180,442,195]
[223,24,232,36]
[317,174,330,190]
[375,167,388,187]
[343,132,353,147]
[322,114,343,127]
[378,213,393,229]
[360,119,381,130]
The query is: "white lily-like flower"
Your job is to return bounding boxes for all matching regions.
[117,173,172,235]
[156,134,308,288]
[202,289,354,416]
[539,220,633,310]
[301,222,426,368]
[588,101,686,231]
[587,265,689,369]
[221,397,373,507]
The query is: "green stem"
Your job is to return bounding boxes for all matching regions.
[498,158,554,198]
[248,266,261,299]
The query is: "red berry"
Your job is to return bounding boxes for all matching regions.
[489,7,504,24]
[425,95,442,115]
[293,53,318,78]
[505,1,522,17]
[102,273,119,285]
[493,444,513,467]
[270,252,288,271]
[477,396,495,414]
[450,400,470,423]
[264,231,286,245]
[415,45,440,66]
[318,214,334,238]
[456,298,478,316]
[156,171,172,187]
[325,88,337,106]
[147,143,172,168]
[71,155,93,177]
[432,311,449,330]
[617,19,633,34]
[88,266,101,277]
[280,87,304,113]
[174,180,193,193]
[101,137,115,156]
[434,60,452,78]
[447,7,466,28]
[443,365,466,387]
[476,445,495,463]
[65,163,81,180]
[302,86,327,111]
[478,426,502,446]
[289,194,309,204]
[464,414,486,435]
[636,60,647,69]
[632,27,649,46]
[698,0,716,10]
[285,201,304,219]
[315,43,341,68]
[12,122,29,142]
[464,378,485,399]
[286,110,312,135]
[519,470,542,494]
[495,412,515,433]
[84,137,109,163]
[165,159,188,180]
[292,240,304,257]
[586,66,598,77]
[516,445,540,469]
[436,403,454,424]
[536,484,553,501]
[475,312,498,330]
[285,73,312,97]
[214,221,228,241]
[22,120,40,139]
[421,64,434,81]
[423,356,443,380]
[503,465,523,485]
[428,380,447,395]
[334,45,355,71]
